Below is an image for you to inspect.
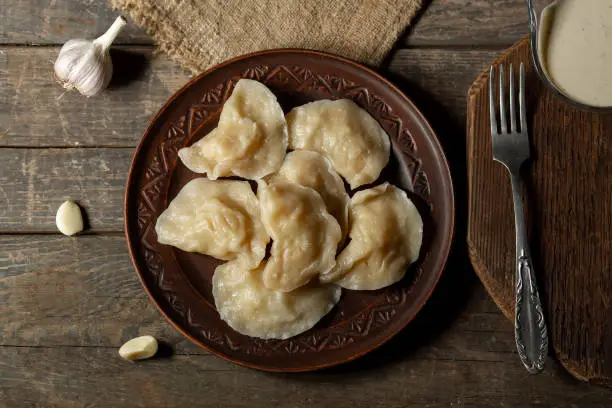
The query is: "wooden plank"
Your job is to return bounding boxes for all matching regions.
[1,1,151,44]
[0,41,496,234]
[387,49,497,121]
[1,46,192,148]
[1,235,612,404]
[0,235,516,359]
[468,39,612,385]
[0,235,202,354]
[2,0,527,47]
[2,46,496,147]
[0,49,495,231]
[407,0,528,46]
[0,148,131,232]
[2,346,612,408]
[386,48,499,262]
[3,232,612,406]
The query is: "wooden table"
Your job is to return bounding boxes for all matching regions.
[2,1,612,407]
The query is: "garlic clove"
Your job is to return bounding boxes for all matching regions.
[54,16,127,97]
[119,335,159,361]
[55,200,84,236]
[54,39,91,85]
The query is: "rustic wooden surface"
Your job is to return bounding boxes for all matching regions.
[2,1,612,407]
[467,38,612,387]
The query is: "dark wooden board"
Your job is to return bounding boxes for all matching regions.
[467,38,612,386]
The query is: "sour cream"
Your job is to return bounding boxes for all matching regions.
[538,0,612,107]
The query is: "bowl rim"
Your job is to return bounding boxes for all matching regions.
[527,0,612,113]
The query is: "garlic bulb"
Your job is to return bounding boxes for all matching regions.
[54,16,127,97]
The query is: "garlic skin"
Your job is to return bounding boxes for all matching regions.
[54,16,127,97]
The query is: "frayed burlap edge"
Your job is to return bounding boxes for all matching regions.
[110,0,422,74]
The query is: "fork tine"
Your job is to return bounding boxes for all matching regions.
[499,65,507,134]
[509,64,517,133]
[519,63,527,133]
[489,66,498,135]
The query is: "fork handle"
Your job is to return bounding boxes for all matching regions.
[510,173,548,374]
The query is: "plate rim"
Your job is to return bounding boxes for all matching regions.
[124,48,455,372]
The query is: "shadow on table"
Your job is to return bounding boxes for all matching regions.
[324,68,475,374]
[155,341,176,359]
[108,48,150,89]
[266,60,478,380]
[378,0,433,70]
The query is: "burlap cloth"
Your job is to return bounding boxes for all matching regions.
[110,0,423,73]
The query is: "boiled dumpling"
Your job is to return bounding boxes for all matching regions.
[258,180,341,292]
[155,178,269,266]
[287,99,390,189]
[322,183,423,290]
[178,79,288,180]
[268,150,349,242]
[212,259,341,339]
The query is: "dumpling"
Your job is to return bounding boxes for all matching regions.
[322,183,423,290]
[258,180,341,292]
[155,178,269,266]
[212,259,341,339]
[268,150,349,242]
[178,79,288,180]
[286,99,390,189]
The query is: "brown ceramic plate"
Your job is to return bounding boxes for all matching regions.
[124,49,454,372]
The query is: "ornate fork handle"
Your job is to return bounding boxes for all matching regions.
[510,172,548,373]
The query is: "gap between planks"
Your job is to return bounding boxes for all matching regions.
[0,231,125,235]
[0,43,517,50]
[0,344,514,364]
[0,145,141,149]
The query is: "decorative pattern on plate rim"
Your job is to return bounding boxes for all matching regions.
[135,64,432,355]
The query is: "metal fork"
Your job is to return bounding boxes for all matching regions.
[489,63,548,374]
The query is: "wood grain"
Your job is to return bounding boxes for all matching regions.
[1,0,528,47]
[387,49,498,120]
[0,148,130,232]
[1,0,151,44]
[2,235,612,405]
[1,46,192,147]
[0,234,203,354]
[1,46,494,147]
[0,235,512,355]
[408,0,528,46]
[2,347,612,408]
[3,0,612,405]
[467,38,612,386]
[1,44,500,232]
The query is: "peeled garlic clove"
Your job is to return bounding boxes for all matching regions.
[56,200,84,236]
[54,16,127,97]
[119,335,158,361]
